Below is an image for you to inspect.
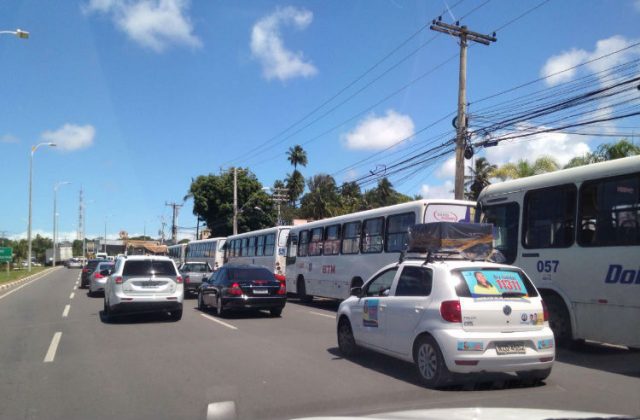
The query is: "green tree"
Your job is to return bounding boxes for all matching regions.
[491,156,559,180]
[362,177,412,209]
[72,239,83,256]
[339,181,363,213]
[564,139,640,168]
[300,174,341,220]
[464,157,497,200]
[286,144,308,170]
[187,168,275,236]
[286,170,305,207]
[31,234,53,263]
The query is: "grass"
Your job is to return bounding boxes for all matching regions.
[0,265,49,285]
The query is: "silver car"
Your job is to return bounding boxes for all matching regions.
[89,261,115,297]
[179,261,213,296]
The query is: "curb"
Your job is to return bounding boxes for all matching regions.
[0,267,59,291]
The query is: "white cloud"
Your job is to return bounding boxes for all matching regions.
[484,123,591,166]
[1,134,19,143]
[342,110,415,150]
[41,124,96,151]
[420,180,454,200]
[541,35,640,86]
[435,157,456,179]
[250,6,317,81]
[84,0,201,52]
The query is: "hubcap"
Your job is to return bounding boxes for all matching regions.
[418,343,437,380]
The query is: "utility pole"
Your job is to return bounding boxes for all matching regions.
[270,188,289,226]
[430,18,496,199]
[233,167,238,235]
[165,201,183,244]
[159,216,166,244]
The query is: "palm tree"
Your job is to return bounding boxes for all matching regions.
[464,157,496,200]
[286,145,308,171]
[491,156,559,180]
[564,139,640,169]
[300,174,340,220]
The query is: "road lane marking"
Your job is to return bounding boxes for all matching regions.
[69,292,75,299]
[206,401,236,420]
[73,285,77,290]
[44,332,62,363]
[200,313,238,330]
[309,311,334,319]
[62,304,70,318]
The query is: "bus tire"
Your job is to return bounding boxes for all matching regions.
[297,277,313,303]
[545,294,573,347]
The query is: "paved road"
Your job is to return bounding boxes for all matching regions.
[1,268,639,419]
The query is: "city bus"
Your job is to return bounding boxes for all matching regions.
[223,226,292,280]
[477,155,640,348]
[167,243,187,265]
[185,237,226,271]
[285,199,475,301]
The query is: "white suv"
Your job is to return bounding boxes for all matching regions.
[104,255,184,321]
[336,258,554,388]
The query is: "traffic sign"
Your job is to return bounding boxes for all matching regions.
[0,247,12,263]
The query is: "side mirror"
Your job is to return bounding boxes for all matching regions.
[350,287,362,297]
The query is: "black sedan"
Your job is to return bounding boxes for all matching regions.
[197,264,286,317]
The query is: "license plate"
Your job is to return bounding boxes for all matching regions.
[142,281,161,288]
[495,341,526,355]
[253,289,269,295]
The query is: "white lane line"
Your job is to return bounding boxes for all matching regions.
[0,272,49,301]
[206,401,237,420]
[309,311,335,319]
[62,304,70,318]
[73,285,77,290]
[43,332,62,363]
[69,292,75,299]
[200,313,238,330]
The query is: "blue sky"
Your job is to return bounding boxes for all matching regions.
[1,0,639,242]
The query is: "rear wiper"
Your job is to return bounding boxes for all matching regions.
[501,292,527,298]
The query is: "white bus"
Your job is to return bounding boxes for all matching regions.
[185,237,226,271]
[477,155,640,348]
[223,226,292,281]
[285,199,475,301]
[167,243,187,265]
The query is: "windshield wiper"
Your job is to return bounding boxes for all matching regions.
[501,292,527,298]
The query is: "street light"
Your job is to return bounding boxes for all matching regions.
[52,181,71,267]
[82,199,95,259]
[0,29,29,39]
[27,142,56,272]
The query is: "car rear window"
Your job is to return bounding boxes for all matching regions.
[452,268,538,298]
[184,264,208,272]
[226,268,274,283]
[123,260,177,276]
[98,263,114,270]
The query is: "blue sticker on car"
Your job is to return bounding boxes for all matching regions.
[363,299,379,327]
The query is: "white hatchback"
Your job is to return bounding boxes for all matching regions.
[336,258,555,388]
[104,255,184,321]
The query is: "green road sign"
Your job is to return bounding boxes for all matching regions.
[0,247,12,263]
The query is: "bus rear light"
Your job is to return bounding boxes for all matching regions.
[541,300,549,322]
[114,276,123,284]
[228,282,243,296]
[274,273,286,282]
[440,300,462,323]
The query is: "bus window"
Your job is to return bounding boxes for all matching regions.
[579,173,640,246]
[362,217,384,253]
[233,240,240,257]
[265,234,276,256]
[308,228,323,256]
[324,224,341,255]
[480,203,519,264]
[278,229,290,247]
[385,212,416,252]
[286,233,298,265]
[256,235,265,256]
[247,237,256,257]
[341,221,360,254]
[298,230,309,257]
[523,185,576,249]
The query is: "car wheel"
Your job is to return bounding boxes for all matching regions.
[170,309,183,322]
[517,367,552,386]
[215,296,225,317]
[337,318,359,357]
[270,307,283,317]
[414,335,450,388]
[103,299,111,322]
[297,277,313,303]
[197,293,205,311]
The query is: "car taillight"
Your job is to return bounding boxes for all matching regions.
[277,281,286,295]
[440,300,462,323]
[542,299,549,322]
[184,275,190,284]
[228,282,243,296]
[274,273,286,282]
[82,268,88,273]
[94,272,103,279]
[114,276,123,284]
[176,276,183,284]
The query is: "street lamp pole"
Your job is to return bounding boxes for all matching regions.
[27,142,56,272]
[0,29,29,39]
[52,181,70,267]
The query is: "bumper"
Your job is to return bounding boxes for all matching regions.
[109,300,183,315]
[90,278,108,292]
[222,296,286,311]
[432,327,555,373]
[184,283,202,293]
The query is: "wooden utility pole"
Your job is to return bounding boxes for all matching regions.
[233,167,238,235]
[165,201,183,244]
[430,18,496,199]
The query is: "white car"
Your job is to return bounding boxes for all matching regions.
[336,258,555,388]
[104,255,184,321]
[88,261,115,296]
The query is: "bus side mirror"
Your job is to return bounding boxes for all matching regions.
[350,287,362,297]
